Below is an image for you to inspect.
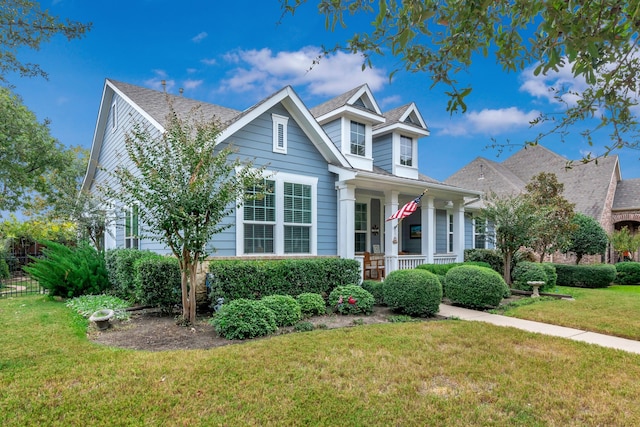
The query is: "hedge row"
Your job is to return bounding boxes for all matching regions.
[552,263,616,288]
[416,261,492,276]
[207,258,360,302]
[615,262,640,285]
[105,249,181,309]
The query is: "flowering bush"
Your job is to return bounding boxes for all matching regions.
[328,285,374,315]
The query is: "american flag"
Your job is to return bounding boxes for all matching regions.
[386,192,426,221]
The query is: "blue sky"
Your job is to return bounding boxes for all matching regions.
[7,0,640,182]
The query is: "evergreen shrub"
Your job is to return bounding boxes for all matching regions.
[328,285,374,315]
[512,262,554,292]
[553,264,616,288]
[361,280,385,305]
[542,263,558,289]
[105,249,158,301]
[445,265,509,309]
[383,269,442,317]
[133,255,181,310]
[208,258,360,302]
[615,262,640,285]
[261,295,302,327]
[416,261,492,276]
[296,292,326,317]
[211,299,277,340]
[464,249,504,274]
[23,241,109,298]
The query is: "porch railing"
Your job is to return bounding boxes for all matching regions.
[356,253,459,281]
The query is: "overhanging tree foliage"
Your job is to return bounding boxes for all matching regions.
[609,226,640,261]
[0,0,92,82]
[281,0,640,159]
[104,104,266,324]
[563,212,608,264]
[0,87,73,213]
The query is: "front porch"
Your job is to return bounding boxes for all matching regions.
[334,178,481,279]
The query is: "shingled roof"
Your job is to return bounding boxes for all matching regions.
[613,179,640,210]
[445,144,621,221]
[109,79,242,128]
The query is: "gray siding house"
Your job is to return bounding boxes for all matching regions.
[82,79,484,275]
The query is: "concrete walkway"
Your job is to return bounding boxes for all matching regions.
[439,304,640,355]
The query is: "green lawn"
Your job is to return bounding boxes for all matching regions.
[2,295,640,426]
[500,285,640,340]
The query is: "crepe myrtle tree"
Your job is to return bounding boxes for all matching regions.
[476,193,547,285]
[104,104,266,324]
[280,0,640,161]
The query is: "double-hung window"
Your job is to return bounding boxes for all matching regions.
[400,136,413,166]
[240,173,316,255]
[284,183,312,253]
[244,180,276,253]
[448,214,454,253]
[350,121,366,156]
[125,205,139,249]
[473,217,487,249]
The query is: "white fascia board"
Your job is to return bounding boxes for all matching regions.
[400,103,428,129]
[328,164,358,181]
[315,105,386,126]
[372,122,430,138]
[107,80,165,132]
[347,85,383,115]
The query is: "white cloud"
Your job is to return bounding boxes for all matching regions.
[201,58,217,66]
[144,70,175,92]
[438,107,540,136]
[191,32,208,43]
[217,47,387,98]
[182,79,203,90]
[519,61,588,108]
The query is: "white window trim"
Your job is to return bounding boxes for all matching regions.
[399,135,414,167]
[272,114,288,154]
[124,204,139,250]
[236,171,318,256]
[341,117,373,170]
[111,100,118,133]
[448,212,454,253]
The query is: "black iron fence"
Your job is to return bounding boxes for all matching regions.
[0,255,46,297]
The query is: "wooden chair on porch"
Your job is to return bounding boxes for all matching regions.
[363,251,385,281]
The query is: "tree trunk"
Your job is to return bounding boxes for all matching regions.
[575,254,582,265]
[188,262,197,324]
[503,251,512,286]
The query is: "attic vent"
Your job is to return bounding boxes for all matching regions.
[353,98,366,108]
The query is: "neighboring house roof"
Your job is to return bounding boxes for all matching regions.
[613,178,640,210]
[445,144,622,221]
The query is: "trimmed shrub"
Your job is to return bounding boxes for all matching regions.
[211,299,277,340]
[512,262,554,292]
[105,249,158,301]
[383,269,442,317]
[464,249,503,274]
[133,256,181,311]
[208,258,360,303]
[261,295,302,327]
[296,293,326,317]
[416,261,492,276]
[445,265,509,309]
[328,285,374,315]
[615,262,640,285]
[361,280,385,305]
[552,263,616,288]
[23,241,109,298]
[541,263,557,288]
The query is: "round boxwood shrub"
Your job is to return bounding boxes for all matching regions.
[328,285,374,315]
[541,263,557,289]
[445,265,509,309]
[296,293,326,317]
[211,299,277,340]
[615,262,640,285]
[361,280,385,305]
[512,261,553,292]
[382,269,442,317]
[261,295,302,327]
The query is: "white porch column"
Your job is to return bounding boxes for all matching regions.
[336,182,356,259]
[422,195,435,264]
[384,190,399,273]
[453,199,465,262]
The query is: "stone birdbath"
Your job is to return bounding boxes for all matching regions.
[527,281,545,298]
[89,309,115,330]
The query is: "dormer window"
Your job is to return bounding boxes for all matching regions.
[400,136,413,166]
[272,114,288,154]
[350,121,366,156]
